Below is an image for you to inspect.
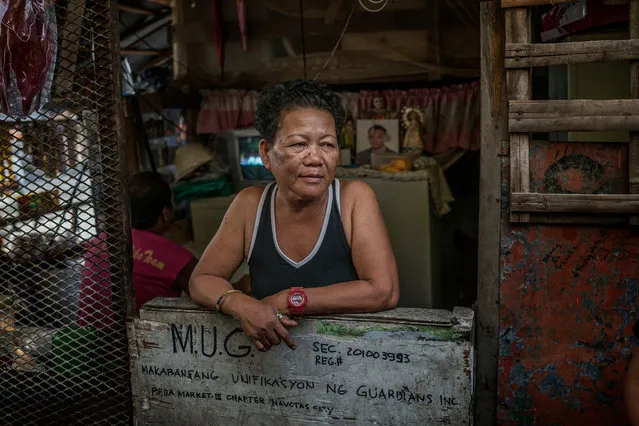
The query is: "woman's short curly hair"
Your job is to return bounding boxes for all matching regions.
[254,79,345,144]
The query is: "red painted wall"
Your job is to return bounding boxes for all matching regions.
[498,141,639,425]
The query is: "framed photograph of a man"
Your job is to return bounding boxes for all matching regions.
[355,119,400,166]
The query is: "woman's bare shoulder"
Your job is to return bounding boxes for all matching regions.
[339,179,376,202]
[232,185,267,209]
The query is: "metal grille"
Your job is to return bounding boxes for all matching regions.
[0,1,133,425]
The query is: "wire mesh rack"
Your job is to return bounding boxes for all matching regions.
[0,1,133,424]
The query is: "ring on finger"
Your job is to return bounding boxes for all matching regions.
[276,312,283,321]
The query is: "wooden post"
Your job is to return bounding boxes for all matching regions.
[123,98,141,176]
[172,0,188,80]
[505,7,531,222]
[630,0,639,223]
[106,0,136,321]
[476,2,506,425]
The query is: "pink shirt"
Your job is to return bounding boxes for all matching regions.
[131,229,193,311]
[78,229,194,329]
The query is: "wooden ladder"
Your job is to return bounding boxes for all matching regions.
[502,0,639,223]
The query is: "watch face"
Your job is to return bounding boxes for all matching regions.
[289,291,306,307]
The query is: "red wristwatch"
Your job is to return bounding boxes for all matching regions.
[287,287,307,315]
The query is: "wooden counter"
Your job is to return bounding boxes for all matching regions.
[129,298,474,425]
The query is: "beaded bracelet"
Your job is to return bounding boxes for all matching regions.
[216,289,242,312]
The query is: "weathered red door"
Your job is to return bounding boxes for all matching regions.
[478,1,639,425]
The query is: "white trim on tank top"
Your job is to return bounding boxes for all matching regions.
[247,182,274,262]
[334,178,342,216]
[270,182,333,269]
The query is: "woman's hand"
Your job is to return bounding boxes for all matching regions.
[224,294,297,351]
[261,290,289,315]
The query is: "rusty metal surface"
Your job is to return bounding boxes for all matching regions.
[131,299,474,425]
[498,141,639,425]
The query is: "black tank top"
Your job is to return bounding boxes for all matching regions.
[248,179,359,299]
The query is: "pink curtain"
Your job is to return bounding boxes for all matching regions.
[434,82,480,153]
[196,83,480,154]
[355,81,480,154]
[196,89,258,134]
[339,92,360,120]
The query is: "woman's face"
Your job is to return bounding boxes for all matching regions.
[259,108,338,201]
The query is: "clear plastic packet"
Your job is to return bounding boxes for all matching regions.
[0,1,58,117]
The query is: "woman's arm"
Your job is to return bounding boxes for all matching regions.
[189,188,297,351]
[264,180,399,315]
[189,190,249,306]
[174,257,198,295]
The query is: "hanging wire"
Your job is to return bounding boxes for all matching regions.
[299,0,307,80]
[314,0,358,81]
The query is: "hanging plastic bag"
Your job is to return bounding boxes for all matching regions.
[0,0,58,117]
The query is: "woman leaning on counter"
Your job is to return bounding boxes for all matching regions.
[189,80,399,352]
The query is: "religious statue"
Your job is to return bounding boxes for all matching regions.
[401,106,424,154]
[340,117,355,151]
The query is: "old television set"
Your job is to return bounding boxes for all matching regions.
[220,128,274,192]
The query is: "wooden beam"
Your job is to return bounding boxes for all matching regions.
[118,4,154,15]
[511,193,639,213]
[121,49,165,56]
[507,39,639,57]
[506,7,531,222]
[120,14,172,47]
[501,0,576,7]
[510,115,639,132]
[506,40,639,67]
[476,2,505,426]
[630,0,639,224]
[527,214,629,225]
[136,54,172,73]
[128,20,170,48]
[510,99,639,116]
[510,99,639,131]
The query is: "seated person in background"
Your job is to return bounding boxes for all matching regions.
[127,171,198,311]
[78,172,197,326]
[190,79,399,352]
[355,124,396,166]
